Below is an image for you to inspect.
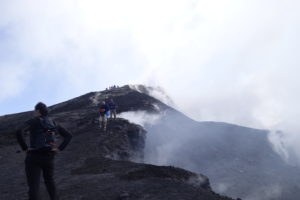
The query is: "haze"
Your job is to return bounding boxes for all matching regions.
[1,0,299,135]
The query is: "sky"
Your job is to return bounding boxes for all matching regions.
[1,0,300,135]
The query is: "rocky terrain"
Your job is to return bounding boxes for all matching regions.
[0,85,234,200]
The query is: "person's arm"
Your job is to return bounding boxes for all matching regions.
[16,125,30,151]
[56,124,72,151]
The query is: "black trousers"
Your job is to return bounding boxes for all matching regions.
[25,151,57,200]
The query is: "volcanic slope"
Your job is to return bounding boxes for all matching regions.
[0,85,234,200]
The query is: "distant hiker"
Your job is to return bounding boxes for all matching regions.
[108,98,117,120]
[98,101,110,131]
[16,102,72,200]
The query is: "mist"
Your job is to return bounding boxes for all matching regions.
[118,111,161,127]
[1,0,300,131]
[1,0,299,143]
[120,105,300,200]
[1,1,300,197]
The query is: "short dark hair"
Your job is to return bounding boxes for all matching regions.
[35,102,48,116]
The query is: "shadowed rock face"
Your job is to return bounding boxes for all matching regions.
[0,85,233,200]
[138,100,300,199]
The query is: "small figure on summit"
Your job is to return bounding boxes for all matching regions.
[108,98,117,120]
[16,102,72,200]
[98,101,110,131]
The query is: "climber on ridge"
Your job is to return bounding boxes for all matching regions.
[98,101,110,131]
[108,98,117,120]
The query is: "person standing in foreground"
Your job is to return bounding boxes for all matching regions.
[16,102,72,200]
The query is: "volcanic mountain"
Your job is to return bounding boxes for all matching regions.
[0,85,234,200]
[1,85,299,200]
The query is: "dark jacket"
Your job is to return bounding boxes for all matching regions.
[108,101,116,110]
[16,116,72,151]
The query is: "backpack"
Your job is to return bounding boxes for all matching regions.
[99,108,106,113]
[34,117,57,150]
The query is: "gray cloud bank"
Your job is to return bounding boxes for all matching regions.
[121,108,300,200]
[1,0,300,161]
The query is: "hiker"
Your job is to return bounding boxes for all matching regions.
[16,102,72,200]
[108,98,117,120]
[98,101,110,131]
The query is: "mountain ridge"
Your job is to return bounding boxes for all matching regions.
[2,84,299,200]
[0,85,235,200]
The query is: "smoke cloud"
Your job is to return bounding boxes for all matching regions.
[119,106,300,200]
[118,111,161,127]
[1,0,300,185]
[244,185,283,200]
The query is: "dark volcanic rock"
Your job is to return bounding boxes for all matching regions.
[98,119,146,160]
[0,85,233,200]
[65,157,231,200]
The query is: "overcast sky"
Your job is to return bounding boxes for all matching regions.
[1,0,300,133]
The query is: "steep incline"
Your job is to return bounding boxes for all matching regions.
[0,85,233,200]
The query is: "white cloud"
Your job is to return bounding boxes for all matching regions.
[118,111,161,127]
[0,62,29,101]
[0,0,300,161]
